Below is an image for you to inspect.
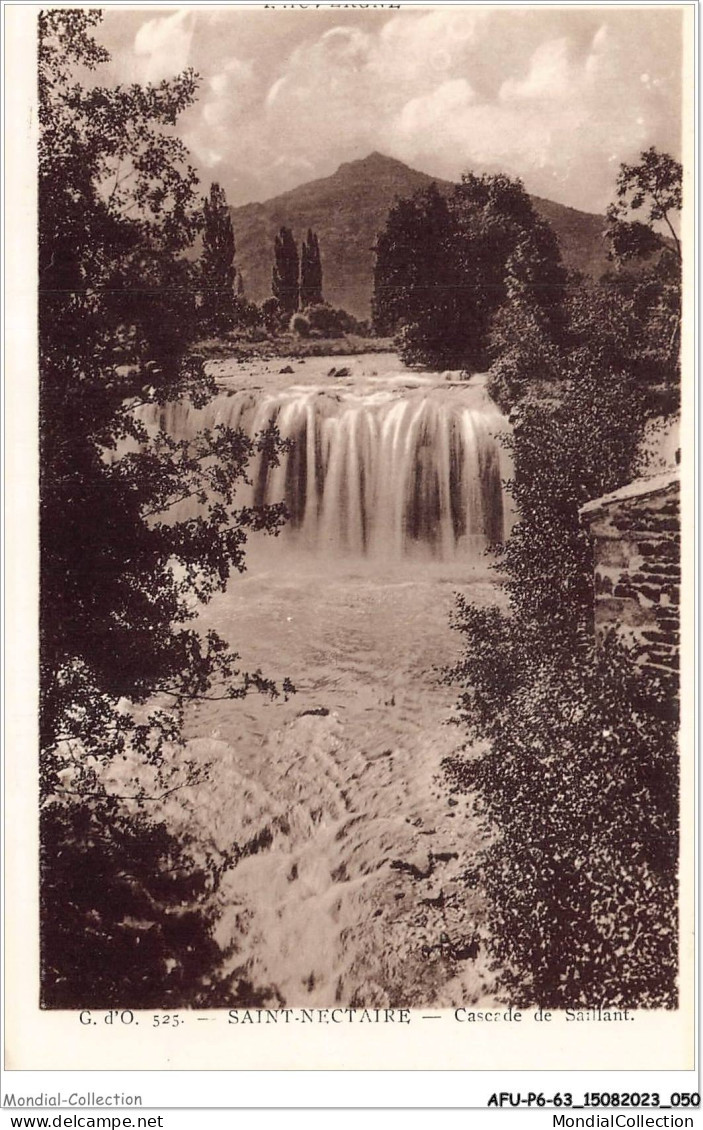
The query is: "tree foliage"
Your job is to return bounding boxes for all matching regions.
[373,183,462,364]
[443,157,681,1008]
[261,295,284,333]
[38,10,290,1006]
[300,228,323,307]
[302,302,361,339]
[272,225,300,315]
[289,311,311,337]
[445,356,678,1007]
[200,181,236,331]
[41,799,227,1008]
[487,151,682,414]
[40,11,289,783]
[372,174,567,371]
[445,633,678,1009]
[605,147,682,266]
[593,147,683,410]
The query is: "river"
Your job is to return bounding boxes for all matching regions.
[146,352,510,1008]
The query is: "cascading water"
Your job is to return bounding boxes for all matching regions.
[153,357,510,562]
[135,355,510,1008]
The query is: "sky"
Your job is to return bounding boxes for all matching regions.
[96,4,684,215]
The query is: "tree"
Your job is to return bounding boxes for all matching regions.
[600,148,682,403]
[372,183,464,364]
[41,801,227,1008]
[445,629,678,1009]
[565,267,681,412]
[487,151,682,413]
[272,226,299,315]
[605,146,682,266]
[300,228,323,306]
[39,9,288,773]
[38,10,290,1006]
[305,303,357,338]
[443,161,680,1009]
[200,181,236,331]
[372,175,567,371]
[445,351,678,1008]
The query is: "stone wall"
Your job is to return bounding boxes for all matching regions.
[579,472,680,681]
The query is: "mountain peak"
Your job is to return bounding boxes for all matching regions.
[230,154,611,319]
[335,151,424,176]
[357,151,395,166]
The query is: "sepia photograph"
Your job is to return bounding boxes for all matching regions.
[13,0,692,1054]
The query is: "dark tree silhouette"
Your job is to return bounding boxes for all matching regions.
[372,175,566,371]
[272,226,299,315]
[200,181,236,331]
[596,148,682,400]
[300,228,323,306]
[606,147,682,266]
[38,10,290,1007]
[443,155,680,1011]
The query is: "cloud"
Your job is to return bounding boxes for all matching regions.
[133,10,195,84]
[372,8,486,91]
[500,37,574,102]
[394,82,555,185]
[99,6,683,212]
[385,10,682,209]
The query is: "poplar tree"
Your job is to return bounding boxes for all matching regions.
[201,181,236,331]
[300,228,323,307]
[272,226,299,314]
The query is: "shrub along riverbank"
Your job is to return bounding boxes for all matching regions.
[439,175,681,1007]
[192,331,395,362]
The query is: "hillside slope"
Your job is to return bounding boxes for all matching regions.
[231,152,611,320]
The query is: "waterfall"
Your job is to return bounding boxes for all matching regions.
[151,365,510,562]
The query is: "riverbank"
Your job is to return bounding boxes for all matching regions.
[193,332,395,362]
